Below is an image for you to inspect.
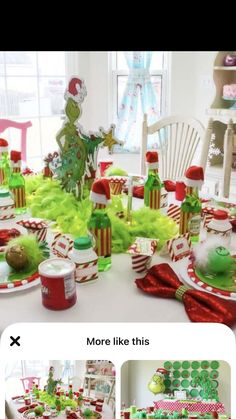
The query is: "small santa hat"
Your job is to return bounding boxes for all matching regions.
[156,368,169,377]
[65,77,87,104]
[0,138,9,153]
[146,151,158,169]
[90,179,111,205]
[10,150,21,163]
[184,165,204,188]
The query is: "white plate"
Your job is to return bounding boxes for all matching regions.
[178,265,236,301]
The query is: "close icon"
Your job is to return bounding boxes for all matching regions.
[10,336,20,347]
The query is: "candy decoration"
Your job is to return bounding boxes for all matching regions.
[131,254,152,273]
[108,176,127,195]
[17,218,48,242]
[128,238,157,273]
[0,190,15,220]
[51,233,74,258]
[167,204,181,224]
[167,233,191,262]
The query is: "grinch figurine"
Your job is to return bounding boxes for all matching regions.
[55,77,122,199]
[46,366,62,395]
[148,368,169,401]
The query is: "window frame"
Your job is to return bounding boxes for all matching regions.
[110,51,170,153]
[0,51,67,164]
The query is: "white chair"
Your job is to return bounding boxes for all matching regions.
[141,114,206,179]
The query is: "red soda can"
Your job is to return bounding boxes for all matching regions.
[38,259,77,310]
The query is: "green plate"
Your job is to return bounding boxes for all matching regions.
[173,361,181,370]
[191,361,200,369]
[210,361,219,369]
[201,361,210,369]
[200,390,204,398]
[164,379,171,388]
[191,370,199,379]
[195,266,236,292]
[164,361,172,370]
[190,389,199,397]
[172,379,180,387]
[181,370,190,378]
[200,370,209,378]
[210,370,219,379]
[182,361,190,369]
[181,379,190,388]
[173,370,181,378]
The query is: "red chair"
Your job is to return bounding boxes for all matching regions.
[20,376,41,392]
[0,119,32,163]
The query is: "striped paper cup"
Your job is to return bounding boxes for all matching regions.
[108,176,127,195]
[131,254,152,273]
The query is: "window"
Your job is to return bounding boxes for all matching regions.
[0,51,66,169]
[112,51,169,153]
[5,360,49,380]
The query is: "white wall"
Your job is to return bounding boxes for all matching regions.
[121,360,231,416]
[66,51,217,173]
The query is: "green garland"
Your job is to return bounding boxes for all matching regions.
[25,175,178,253]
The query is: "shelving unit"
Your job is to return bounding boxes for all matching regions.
[83,361,115,404]
[201,51,236,197]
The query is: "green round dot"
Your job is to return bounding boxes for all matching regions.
[191,370,199,379]
[164,379,171,388]
[181,379,190,388]
[200,390,204,398]
[190,379,197,387]
[201,361,210,369]
[200,370,209,378]
[173,370,181,378]
[191,361,200,369]
[210,370,219,379]
[173,379,180,387]
[210,361,219,369]
[182,361,190,369]
[164,361,172,370]
[212,380,218,388]
[181,370,190,378]
[190,389,199,397]
[173,361,181,370]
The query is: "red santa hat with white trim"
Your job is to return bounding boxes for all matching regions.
[156,368,169,377]
[146,151,158,170]
[90,179,111,205]
[65,77,87,104]
[184,165,204,188]
[0,138,9,153]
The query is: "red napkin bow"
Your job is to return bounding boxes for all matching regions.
[135,263,236,326]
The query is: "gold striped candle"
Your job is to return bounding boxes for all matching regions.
[186,186,193,195]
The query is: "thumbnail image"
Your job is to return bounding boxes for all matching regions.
[121,360,230,418]
[5,360,115,418]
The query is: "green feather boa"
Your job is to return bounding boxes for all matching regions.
[25,175,178,253]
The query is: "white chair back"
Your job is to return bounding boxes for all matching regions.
[141,114,206,179]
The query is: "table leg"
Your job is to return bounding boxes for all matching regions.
[223,119,234,198]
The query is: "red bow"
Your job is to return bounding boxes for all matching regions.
[135,263,236,326]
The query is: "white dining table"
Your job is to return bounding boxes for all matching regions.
[1,194,236,334]
[7,397,113,419]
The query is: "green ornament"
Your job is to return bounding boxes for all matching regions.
[206,246,235,274]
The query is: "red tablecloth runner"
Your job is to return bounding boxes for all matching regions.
[153,400,225,414]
